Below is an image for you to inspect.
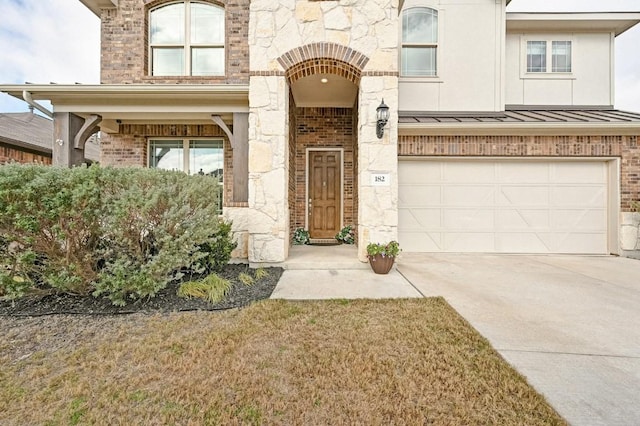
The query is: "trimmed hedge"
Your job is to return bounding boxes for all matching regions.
[0,164,236,306]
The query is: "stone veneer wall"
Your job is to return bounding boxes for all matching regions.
[292,107,356,233]
[0,145,51,165]
[248,0,399,262]
[288,91,297,243]
[100,0,249,84]
[398,134,640,251]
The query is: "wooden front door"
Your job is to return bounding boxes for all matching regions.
[308,150,342,239]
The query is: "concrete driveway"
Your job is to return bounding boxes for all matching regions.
[397,254,640,426]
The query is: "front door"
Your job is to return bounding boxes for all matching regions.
[308,150,342,239]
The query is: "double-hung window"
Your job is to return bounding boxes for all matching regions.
[526,40,572,73]
[149,1,225,76]
[148,139,224,212]
[401,7,438,77]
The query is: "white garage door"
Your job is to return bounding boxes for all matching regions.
[398,159,609,254]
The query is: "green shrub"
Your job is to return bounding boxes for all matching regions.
[192,220,237,274]
[0,164,234,305]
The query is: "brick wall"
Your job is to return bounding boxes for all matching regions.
[291,107,357,233]
[398,134,640,210]
[101,124,235,205]
[0,145,51,165]
[100,0,249,84]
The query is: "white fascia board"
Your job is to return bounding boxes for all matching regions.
[0,84,250,99]
[78,0,117,17]
[398,122,640,136]
[506,12,640,36]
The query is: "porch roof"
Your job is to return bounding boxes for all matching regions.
[398,108,640,136]
[0,84,250,132]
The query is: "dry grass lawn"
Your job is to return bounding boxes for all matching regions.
[0,298,566,425]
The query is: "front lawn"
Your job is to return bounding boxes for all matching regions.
[0,298,566,425]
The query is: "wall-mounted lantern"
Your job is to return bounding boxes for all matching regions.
[376,99,389,139]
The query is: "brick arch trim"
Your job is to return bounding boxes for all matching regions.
[278,43,370,85]
[144,0,226,10]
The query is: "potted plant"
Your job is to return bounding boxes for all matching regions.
[366,240,400,274]
[293,228,310,245]
[335,225,355,244]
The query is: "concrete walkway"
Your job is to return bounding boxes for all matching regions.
[270,252,640,425]
[270,269,422,299]
[398,254,640,426]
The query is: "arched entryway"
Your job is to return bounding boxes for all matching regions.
[278,43,369,244]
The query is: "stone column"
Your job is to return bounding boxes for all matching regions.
[247,75,290,263]
[357,75,399,261]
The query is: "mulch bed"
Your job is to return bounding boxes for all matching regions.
[0,264,283,316]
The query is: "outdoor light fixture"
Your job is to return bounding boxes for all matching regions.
[56,139,64,146]
[376,99,390,139]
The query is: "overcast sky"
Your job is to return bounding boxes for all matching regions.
[0,0,639,113]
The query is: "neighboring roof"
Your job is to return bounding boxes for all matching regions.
[507,12,640,36]
[0,111,100,161]
[79,0,117,17]
[0,112,54,155]
[399,108,640,136]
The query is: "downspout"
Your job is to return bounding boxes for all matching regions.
[22,90,53,118]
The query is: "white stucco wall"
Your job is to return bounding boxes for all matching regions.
[505,32,614,106]
[398,0,506,112]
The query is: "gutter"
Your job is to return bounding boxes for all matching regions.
[22,91,53,119]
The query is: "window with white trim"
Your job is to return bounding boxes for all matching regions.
[527,40,572,73]
[401,7,438,77]
[149,1,225,76]
[148,139,224,212]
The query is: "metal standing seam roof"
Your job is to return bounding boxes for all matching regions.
[399,109,640,124]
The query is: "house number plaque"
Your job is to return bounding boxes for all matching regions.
[371,173,390,186]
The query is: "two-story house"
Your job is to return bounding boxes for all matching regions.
[2,0,640,262]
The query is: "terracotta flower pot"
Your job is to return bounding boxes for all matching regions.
[368,254,395,274]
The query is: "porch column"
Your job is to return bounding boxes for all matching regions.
[357,75,399,262]
[247,75,290,262]
[53,112,101,167]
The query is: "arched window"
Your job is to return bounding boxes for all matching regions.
[149,1,225,76]
[401,7,438,77]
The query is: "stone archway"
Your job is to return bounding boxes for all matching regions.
[277,43,369,244]
[277,42,370,86]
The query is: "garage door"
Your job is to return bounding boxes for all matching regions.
[398,159,609,254]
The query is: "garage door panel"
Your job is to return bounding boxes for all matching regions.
[398,186,441,207]
[443,186,494,206]
[399,160,609,254]
[445,162,495,183]
[497,209,550,229]
[552,209,607,231]
[399,231,443,252]
[498,186,550,206]
[399,208,441,228]
[445,233,495,252]
[443,209,494,229]
[399,162,441,183]
[553,162,606,183]
[499,163,550,183]
[551,187,606,207]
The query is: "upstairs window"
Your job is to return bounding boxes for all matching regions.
[527,40,572,73]
[149,1,225,76]
[402,7,438,77]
